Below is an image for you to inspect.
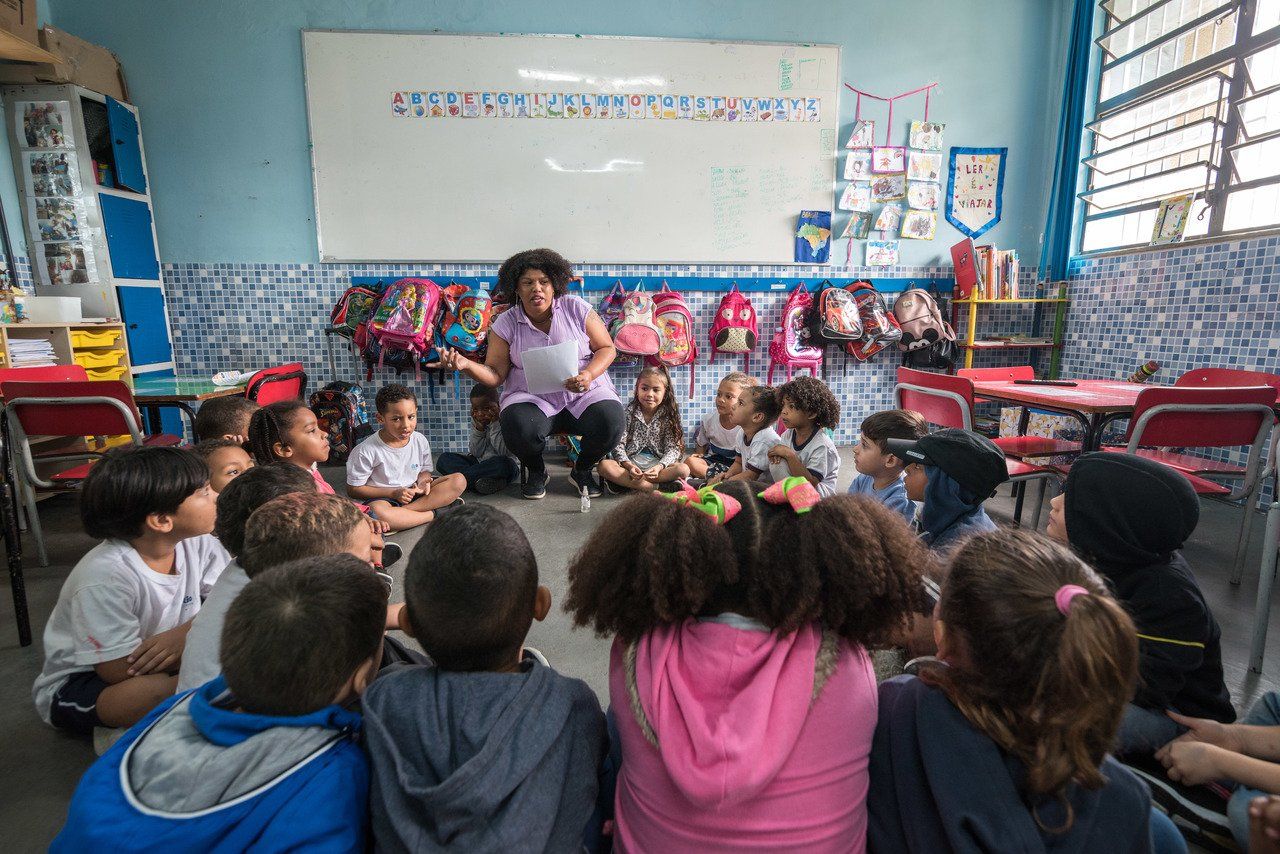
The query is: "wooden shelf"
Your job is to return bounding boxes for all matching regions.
[0,31,60,64]
[953,297,1070,304]
[960,341,1059,350]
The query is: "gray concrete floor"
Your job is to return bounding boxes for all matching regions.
[2,448,1278,850]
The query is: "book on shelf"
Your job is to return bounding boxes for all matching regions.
[973,244,1020,300]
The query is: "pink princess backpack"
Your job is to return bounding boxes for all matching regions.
[709,283,758,369]
[366,278,442,379]
[767,283,823,383]
[646,282,698,398]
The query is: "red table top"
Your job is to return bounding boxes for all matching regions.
[971,379,1145,414]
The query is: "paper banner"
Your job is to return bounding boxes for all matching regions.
[946,147,1008,239]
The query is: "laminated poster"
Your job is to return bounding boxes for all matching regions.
[866,240,900,267]
[31,197,83,242]
[795,210,833,263]
[871,174,908,202]
[901,209,938,240]
[909,120,945,151]
[38,241,98,288]
[25,151,81,198]
[946,147,1008,239]
[17,101,73,149]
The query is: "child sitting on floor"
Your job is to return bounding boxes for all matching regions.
[848,409,929,523]
[33,447,226,735]
[599,365,690,493]
[685,371,754,481]
[869,529,1167,853]
[564,479,926,851]
[1047,452,1233,756]
[362,504,607,851]
[887,428,1009,553]
[193,438,254,494]
[345,384,466,527]
[52,556,388,852]
[177,463,316,693]
[767,376,841,497]
[193,395,258,445]
[707,384,782,486]
[435,384,519,495]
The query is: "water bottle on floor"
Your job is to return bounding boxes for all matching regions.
[580,487,590,513]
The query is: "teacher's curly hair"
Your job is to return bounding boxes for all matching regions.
[496,248,576,303]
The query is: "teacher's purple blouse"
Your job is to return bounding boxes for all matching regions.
[489,294,620,419]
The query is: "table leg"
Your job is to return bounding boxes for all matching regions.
[176,402,199,442]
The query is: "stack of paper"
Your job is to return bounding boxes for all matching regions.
[9,338,57,367]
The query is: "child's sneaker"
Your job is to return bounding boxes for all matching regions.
[522,470,550,500]
[570,468,603,498]
[603,478,625,496]
[473,476,509,495]
[379,542,403,569]
[521,646,550,667]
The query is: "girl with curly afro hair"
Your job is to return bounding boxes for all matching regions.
[563,479,933,851]
[766,375,842,497]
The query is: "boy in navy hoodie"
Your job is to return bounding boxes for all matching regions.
[51,555,388,853]
[362,503,608,852]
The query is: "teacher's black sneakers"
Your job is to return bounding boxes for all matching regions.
[522,470,550,499]
[569,468,603,498]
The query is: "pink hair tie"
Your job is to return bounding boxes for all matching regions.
[1054,584,1090,616]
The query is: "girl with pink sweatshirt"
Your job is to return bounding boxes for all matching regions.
[565,477,930,853]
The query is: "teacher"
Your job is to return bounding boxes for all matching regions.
[439,248,624,500]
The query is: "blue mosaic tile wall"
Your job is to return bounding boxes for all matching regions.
[164,261,1046,452]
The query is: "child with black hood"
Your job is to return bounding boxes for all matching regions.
[887,428,1010,553]
[1046,452,1234,755]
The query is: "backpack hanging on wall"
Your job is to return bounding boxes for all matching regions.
[767,283,823,383]
[597,280,639,367]
[443,281,494,353]
[895,286,958,371]
[646,282,698,398]
[808,280,864,346]
[610,283,662,357]
[845,281,903,361]
[708,283,758,369]
[365,278,442,380]
[330,285,382,350]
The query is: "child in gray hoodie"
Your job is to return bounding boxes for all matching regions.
[362,503,607,853]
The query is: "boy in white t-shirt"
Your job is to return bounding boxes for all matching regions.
[708,385,783,486]
[32,446,227,735]
[686,372,755,481]
[346,384,466,530]
[767,376,842,497]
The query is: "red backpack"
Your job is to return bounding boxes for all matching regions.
[767,283,823,383]
[709,283,758,369]
[845,281,903,361]
[646,282,698,398]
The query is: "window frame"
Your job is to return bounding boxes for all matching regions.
[1075,0,1280,258]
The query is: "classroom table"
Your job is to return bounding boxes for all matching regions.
[970,379,1145,451]
[132,376,248,440]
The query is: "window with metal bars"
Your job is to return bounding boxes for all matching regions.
[1079,0,1280,253]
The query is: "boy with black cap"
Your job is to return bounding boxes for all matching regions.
[1046,451,1233,755]
[887,428,1010,553]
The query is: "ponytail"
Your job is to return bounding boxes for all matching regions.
[930,529,1138,830]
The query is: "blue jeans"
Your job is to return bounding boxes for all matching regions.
[1228,692,1280,849]
[435,452,518,489]
[1117,703,1184,755]
[1150,807,1187,854]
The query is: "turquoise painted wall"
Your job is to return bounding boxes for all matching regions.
[45,0,1070,266]
[0,0,55,257]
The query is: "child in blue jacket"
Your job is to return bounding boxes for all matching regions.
[51,554,388,853]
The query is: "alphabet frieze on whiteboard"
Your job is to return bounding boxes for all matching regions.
[390,92,821,123]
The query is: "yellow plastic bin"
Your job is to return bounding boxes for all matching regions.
[85,365,129,381]
[70,329,122,348]
[74,349,126,369]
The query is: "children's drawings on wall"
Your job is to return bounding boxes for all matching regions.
[946,147,1007,239]
[842,212,873,239]
[907,181,940,211]
[845,119,875,148]
[866,239,900,266]
[907,151,943,183]
[872,146,906,174]
[874,204,902,234]
[844,150,872,181]
[901,209,938,240]
[1151,193,1193,245]
[909,120,944,151]
[17,101,73,149]
[871,174,907,202]
[838,183,872,212]
[393,91,822,123]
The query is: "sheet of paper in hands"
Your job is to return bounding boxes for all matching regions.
[522,340,580,395]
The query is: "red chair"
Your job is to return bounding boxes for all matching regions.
[245,362,308,404]
[1087,384,1277,582]
[894,367,1058,527]
[958,365,1035,406]
[0,379,180,567]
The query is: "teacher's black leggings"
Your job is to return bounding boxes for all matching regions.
[500,400,625,475]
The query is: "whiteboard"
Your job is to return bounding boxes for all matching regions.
[302,31,840,264]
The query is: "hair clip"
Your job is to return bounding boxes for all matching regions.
[1054,584,1089,615]
[757,476,821,514]
[663,480,741,525]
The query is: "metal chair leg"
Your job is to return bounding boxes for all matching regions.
[1013,481,1027,524]
[1249,502,1280,674]
[20,480,48,567]
[1030,477,1049,530]
[1232,483,1262,585]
